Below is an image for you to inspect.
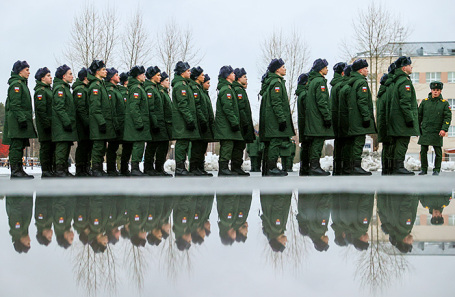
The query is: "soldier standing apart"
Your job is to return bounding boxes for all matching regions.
[172,61,201,176]
[123,66,151,176]
[330,62,346,175]
[214,66,244,176]
[418,81,451,176]
[232,68,255,175]
[387,56,419,175]
[87,60,116,177]
[296,72,310,176]
[52,65,77,177]
[105,68,126,176]
[34,67,54,178]
[118,72,133,176]
[346,59,377,175]
[304,59,333,176]
[3,61,37,178]
[158,71,174,176]
[73,68,92,177]
[200,74,216,175]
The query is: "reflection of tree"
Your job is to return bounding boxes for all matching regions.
[122,241,148,292]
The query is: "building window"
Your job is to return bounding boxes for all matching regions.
[448,72,455,83]
[448,126,455,137]
[447,99,455,110]
[426,72,441,83]
[410,72,419,84]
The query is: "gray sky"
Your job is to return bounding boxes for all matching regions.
[1,0,454,119]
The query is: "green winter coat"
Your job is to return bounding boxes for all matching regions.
[3,72,37,144]
[232,81,255,142]
[379,194,418,242]
[87,74,116,140]
[52,77,77,142]
[190,80,215,141]
[258,73,295,140]
[34,80,53,142]
[387,69,419,137]
[123,77,152,142]
[338,76,351,138]
[346,72,377,136]
[173,196,197,238]
[127,197,148,236]
[143,80,160,134]
[344,193,374,240]
[146,80,169,141]
[6,196,33,242]
[216,195,239,234]
[246,135,263,157]
[52,197,75,238]
[172,75,200,140]
[35,196,54,233]
[376,83,388,143]
[214,78,243,141]
[330,73,344,138]
[201,89,215,141]
[419,194,452,214]
[304,71,334,138]
[73,197,90,235]
[159,85,174,140]
[118,85,128,103]
[106,82,125,140]
[260,194,292,240]
[296,84,308,141]
[72,79,90,141]
[296,194,331,243]
[193,195,215,230]
[279,138,293,157]
[418,94,451,146]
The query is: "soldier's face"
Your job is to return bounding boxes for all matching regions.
[152,73,162,83]
[161,77,170,88]
[152,228,163,240]
[137,73,146,83]
[277,234,287,246]
[431,89,442,98]
[182,69,191,79]
[111,73,120,84]
[432,210,442,217]
[43,229,53,241]
[320,66,328,76]
[402,64,412,75]
[196,73,205,84]
[358,67,369,77]
[42,73,52,85]
[203,80,210,91]
[238,75,248,87]
[19,67,30,79]
[276,65,286,77]
[21,235,31,247]
[63,70,73,84]
[99,67,108,78]
[64,230,74,245]
[226,72,235,82]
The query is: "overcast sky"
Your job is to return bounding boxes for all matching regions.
[1,0,454,117]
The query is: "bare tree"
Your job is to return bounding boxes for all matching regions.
[121,9,153,70]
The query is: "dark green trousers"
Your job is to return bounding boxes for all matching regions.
[39,141,55,167]
[8,138,29,164]
[75,139,92,167]
[219,140,244,162]
[300,139,310,163]
[308,137,325,160]
[351,135,366,161]
[145,141,169,167]
[131,141,145,163]
[107,141,121,168]
[420,145,442,172]
[381,141,394,166]
[121,142,133,167]
[232,141,246,165]
[189,140,208,164]
[250,156,259,171]
[392,137,410,161]
[175,140,191,163]
[335,137,351,162]
[287,155,294,169]
[55,142,72,166]
[341,137,353,162]
[267,138,286,161]
[91,140,107,164]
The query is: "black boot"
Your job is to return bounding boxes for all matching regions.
[218,161,237,176]
[54,164,68,178]
[85,162,93,176]
[107,160,120,177]
[309,159,330,176]
[120,160,130,176]
[351,160,372,176]
[267,160,287,176]
[154,161,172,177]
[231,161,250,176]
[189,162,205,176]
[131,162,146,176]
[76,165,90,177]
[299,161,309,176]
[92,162,107,177]
[418,168,427,175]
[432,171,440,176]
[10,163,34,179]
[381,159,388,176]
[281,157,288,173]
[198,161,213,177]
[41,163,54,178]
[392,160,414,175]
[144,162,158,176]
[333,159,343,176]
[261,158,268,176]
[341,160,352,175]
[175,161,194,177]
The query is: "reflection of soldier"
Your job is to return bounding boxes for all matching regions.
[343,194,374,251]
[330,194,348,247]
[173,196,197,250]
[144,196,178,246]
[53,197,75,249]
[217,194,252,245]
[6,196,33,253]
[419,194,452,225]
[159,196,175,240]
[260,193,292,252]
[73,196,90,245]
[88,197,118,253]
[35,196,54,246]
[191,195,214,245]
[127,197,148,247]
[297,194,331,252]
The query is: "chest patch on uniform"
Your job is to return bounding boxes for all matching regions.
[134,93,139,99]
[275,87,280,93]
[362,86,367,93]
[363,218,368,224]
[182,217,187,223]
[58,91,64,97]
[320,86,326,92]
[406,219,411,225]
[181,90,187,96]
[227,93,232,99]
[59,217,64,224]
[37,95,43,100]
[405,85,410,91]
[147,93,152,98]
[93,89,99,95]
[193,93,198,98]
[77,93,82,98]
[94,219,99,225]
[15,222,20,229]
[276,219,281,225]
[238,94,243,99]
[14,86,20,93]
[124,97,127,102]
[38,214,43,220]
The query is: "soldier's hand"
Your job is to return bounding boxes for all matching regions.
[362,120,370,128]
[279,121,287,132]
[63,124,72,132]
[19,121,27,129]
[186,122,196,131]
[200,122,208,133]
[231,124,240,132]
[99,123,107,133]
[405,121,414,128]
[152,126,160,134]
[439,130,446,137]
[323,120,331,129]
[136,125,144,131]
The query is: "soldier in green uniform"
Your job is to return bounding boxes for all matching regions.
[304,58,333,175]
[173,196,197,250]
[419,194,452,225]
[418,81,451,175]
[343,193,374,251]
[123,65,151,176]
[260,193,292,252]
[214,65,244,176]
[3,61,37,178]
[296,72,310,176]
[104,68,126,176]
[52,65,77,177]
[53,197,75,249]
[87,60,116,177]
[217,194,252,245]
[33,67,55,178]
[158,71,174,176]
[190,195,214,245]
[118,72,133,176]
[200,74,216,175]
[73,196,90,244]
[377,65,394,175]
[73,68,92,176]
[35,196,54,246]
[6,195,33,253]
[258,59,295,176]
[172,61,201,176]
[246,132,262,172]
[387,56,419,175]
[330,62,347,175]
[346,59,377,175]
[232,68,255,175]
[338,65,354,175]
[287,139,296,172]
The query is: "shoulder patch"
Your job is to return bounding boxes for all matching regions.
[147,92,152,98]
[108,94,112,99]
[227,93,232,99]
[58,91,64,97]
[14,86,20,93]
[193,92,198,98]
[181,90,187,96]
[134,93,139,99]
[405,85,410,91]
[362,86,368,93]
[37,94,43,101]
[425,98,428,101]
[320,85,326,92]
[442,99,446,102]
[77,93,82,98]
[275,86,280,93]
[237,93,243,99]
[93,89,99,95]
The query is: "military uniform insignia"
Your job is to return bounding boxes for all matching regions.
[108,94,112,99]
[133,93,139,99]
[181,90,187,96]
[93,89,99,95]
[227,213,232,219]
[275,87,280,93]
[14,86,20,93]
[109,215,112,219]
[405,85,410,91]
[58,91,64,97]
[425,98,428,101]
[194,213,199,220]
[37,95,43,101]
[15,222,20,229]
[446,122,450,125]
[275,219,281,225]
[147,93,152,98]
[148,214,153,221]
[238,94,243,99]
[362,86,367,93]
[227,93,232,99]
[182,217,187,223]
[321,219,326,226]
[134,214,140,221]
[193,93,198,98]
[77,93,82,98]
[320,86,326,92]
[442,99,446,102]
[38,214,43,220]
[238,212,243,218]
[363,218,368,224]
[94,219,99,225]
[59,217,64,224]
[124,211,128,215]
[78,215,83,222]
[124,97,127,102]
[406,219,411,225]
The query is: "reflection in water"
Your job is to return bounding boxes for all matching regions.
[217,194,252,246]
[6,195,33,253]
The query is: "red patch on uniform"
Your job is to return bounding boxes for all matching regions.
[94,218,99,225]
[133,93,139,99]
[275,87,280,93]
[238,212,243,218]
[58,91,63,97]
[15,222,20,229]
[134,214,140,221]
[276,219,281,225]
[181,90,187,96]
[59,217,64,224]
[37,95,43,100]
[93,89,99,95]
[182,217,187,223]
[193,93,198,98]
[238,94,243,99]
[363,218,368,224]
[194,213,199,220]
[320,86,326,92]
[77,93,82,98]
[406,219,411,225]
[108,94,112,99]
[405,85,410,91]
[147,93,152,98]
[227,93,232,99]
[362,86,367,93]
[227,213,232,219]
[322,219,326,226]
[14,87,20,93]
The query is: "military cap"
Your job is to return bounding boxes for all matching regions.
[130,235,146,247]
[176,237,191,251]
[388,62,396,74]
[430,81,443,90]
[343,64,352,77]
[268,58,285,73]
[160,71,169,83]
[147,232,162,246]
[203,74,211,83]
[234,67,247,80]
[146,66,161,79]
[312,58,329,72]
[34,67,50,81]
[396,241,413,253]
[261,72,269,84]
[88,60,105,74]
[174,61,190,75]
[12,60,30,74]
[55,64,71,79]
[380,73,388,85]
[352,59,369,71]
[297,72,309,85]
[313,238,329,252]
[333,62,347,74]
[353,238,369,251]
[269,238,286,252]
[106,67,118,81]
[430,216,444,225]
[334,234,347,247]
[78,68,88,81]
[119,72,128,84]
[394,56,412,68]
[129,65,146,78]
[190,66,204,80]
[219,65,234,79]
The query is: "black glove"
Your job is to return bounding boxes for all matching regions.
[19,121,27,129]
[136,125,144,131]
[152,126,160,134]
[231,124,240,132]
[63,124,72,132]
[99,123,107,133]
[362,120,370,128]
[323,120,332,129]
[186,122,196,131]
[200,122,208,133]
[405,121,414,128]
[279,121,287,132]
[243,125,248,135]
[44,127,51,134]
